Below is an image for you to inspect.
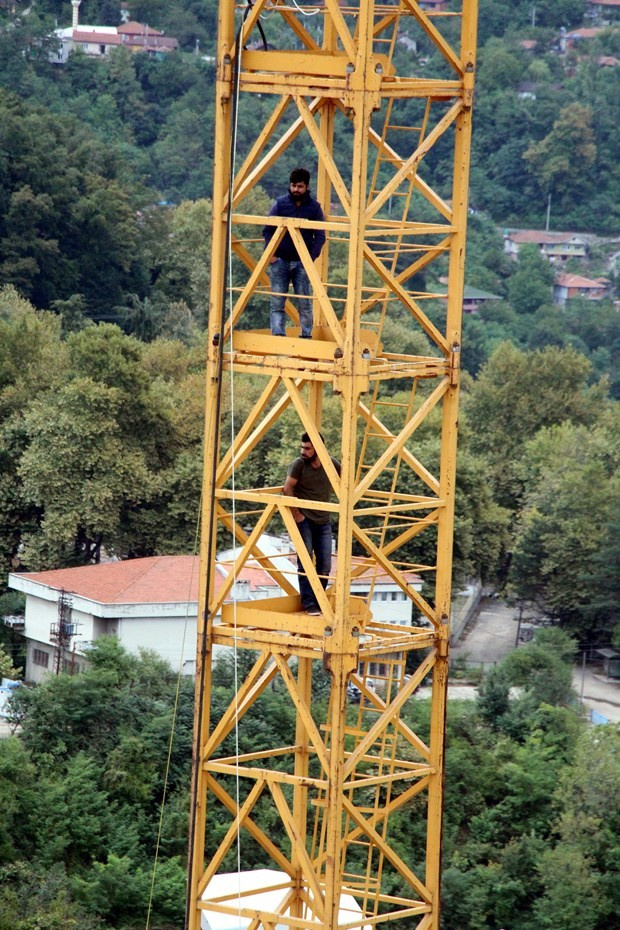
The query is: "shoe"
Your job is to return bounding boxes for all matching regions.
[300,333,312,339]
[305,607,321,615]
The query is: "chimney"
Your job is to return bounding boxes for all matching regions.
[71,0,81,30]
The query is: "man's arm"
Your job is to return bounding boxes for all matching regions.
[263,200,279,250]
[310,203,326,260]
[283,474,305,523]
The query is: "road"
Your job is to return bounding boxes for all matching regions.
[451,598,518,666]
[448,599,620,723]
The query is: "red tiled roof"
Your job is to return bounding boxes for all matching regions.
[507,230,582,245]
[16,557,201,604]
[118,21,164,35]
[555,273,607,288]
[73,30,122,45]
[567,27,605,39]
[125,35,178,50]
[15,553,422,605]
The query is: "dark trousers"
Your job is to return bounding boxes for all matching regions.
[269,258,313,337]
[297,518,332,610]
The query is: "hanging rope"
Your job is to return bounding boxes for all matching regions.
[145,502,202,930]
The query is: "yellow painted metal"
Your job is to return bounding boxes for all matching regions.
[187,2,478,929]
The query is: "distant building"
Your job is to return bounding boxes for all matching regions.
[560,26,608,52]
[439,280,502,313]
[553,273,610,305]
[8,537,422,683]
[587,0,620,24]
[462,286,502,314]
[50,3,177,64]
[504,230,588,263]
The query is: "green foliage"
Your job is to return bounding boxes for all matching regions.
[501,630,576,706]
[0,645,20,681]
[534,725,620,930]
[507,244,554,315]
[509,415,620,635]
[463,342,606,513]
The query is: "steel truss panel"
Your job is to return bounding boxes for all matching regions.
[188,3,477,929]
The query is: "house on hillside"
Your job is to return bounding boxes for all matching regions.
[587,0,620,24]
[560,26,608,52]
[504,230,588,263]
[462,286,502,314]
[553,272,610,305]
[50,2,177,64]
[7,538,423,683]
[439,280,502,313]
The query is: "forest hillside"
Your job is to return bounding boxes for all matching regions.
[0,4,618,928]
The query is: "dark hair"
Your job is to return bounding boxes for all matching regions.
[301,431,324,445]
[290,168,310,186]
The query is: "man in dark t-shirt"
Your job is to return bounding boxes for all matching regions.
[283,431,340,615]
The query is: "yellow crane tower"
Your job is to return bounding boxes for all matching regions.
[187,2,478,929]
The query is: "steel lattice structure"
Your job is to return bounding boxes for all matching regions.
[187,2,478,929]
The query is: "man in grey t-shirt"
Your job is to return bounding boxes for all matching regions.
[283,432,340,615]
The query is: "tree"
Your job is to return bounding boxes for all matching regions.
[535,725,620,930]
[463,342,607,513]
[507,243,554,315]
[524,103,596,201]
[509,416,619,637]
[0,92,148,318]
[18,376,154,567]
[501,631,575,706]
[476,664,510,726]
[0,287,67,578]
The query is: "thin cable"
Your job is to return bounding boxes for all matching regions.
[274,0,321,15]
[228,10,245,912]
[146,502,203,930]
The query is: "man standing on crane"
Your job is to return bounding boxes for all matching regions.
[283,432,340,615]
[263,168,325,338]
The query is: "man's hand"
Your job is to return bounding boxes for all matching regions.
[284,474,304,523]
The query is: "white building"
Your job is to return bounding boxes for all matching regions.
[503,230,588,263]
[8,536,422,684]
[49,2,177,64]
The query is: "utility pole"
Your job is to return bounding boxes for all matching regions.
[50,589,76,676]
[187,2,478,929]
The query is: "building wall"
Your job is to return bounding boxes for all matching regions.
[115,614,198,673]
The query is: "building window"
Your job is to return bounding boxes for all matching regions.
[33,648,49,668]
[62,658,80,674]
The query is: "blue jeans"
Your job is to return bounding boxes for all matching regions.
[297,518,332,611]
[269,258,313,337]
